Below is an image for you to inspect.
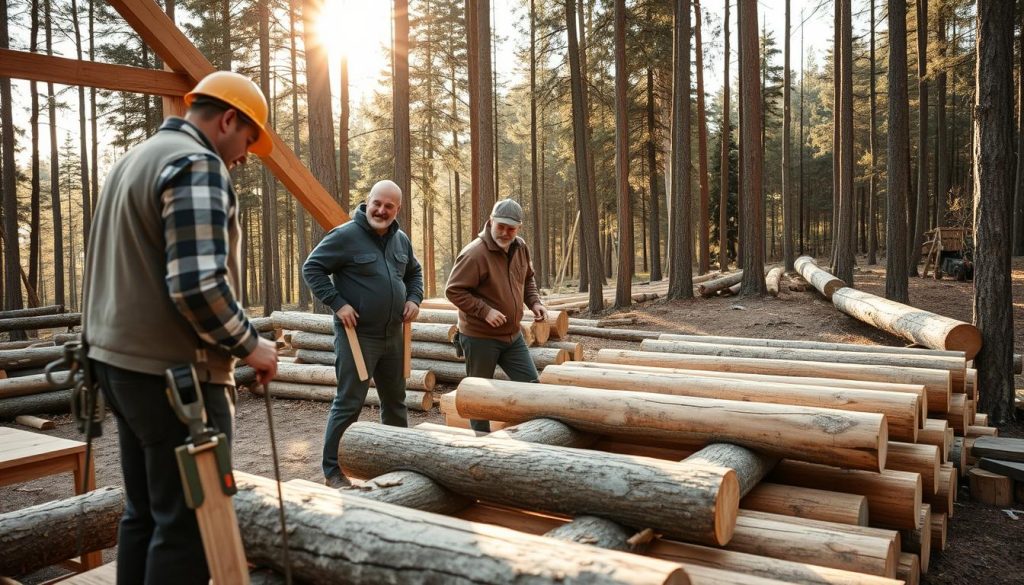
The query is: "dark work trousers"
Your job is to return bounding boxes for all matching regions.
[322,321,409,479]
[459,332,539,432]
[93,360,234,585]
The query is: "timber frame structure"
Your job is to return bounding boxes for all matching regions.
[0,0,349,231]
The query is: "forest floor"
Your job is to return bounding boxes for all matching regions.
[5,255,1024,584]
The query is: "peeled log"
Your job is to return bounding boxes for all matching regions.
[0,372,73,399]
[886,442,940,495]
[929,464,956,517]
[640,339,966,393]
[766,267,785,297]
[339,422,739,545]
[0,313,81,333]
[658,334,966,359]
[561,361,930,421]
[769,460,923,530]
[454,378,888,472]
[544,341,583,361]
[0,346,67,370]
[946,393,968,434]
[830,287,981,359]
[697,271,744,297]
[270,310,335,334]
[897,553,920,585]
[931,513,947,551]
[252,381,433,411]
[741,483,869,526]
[917,419,951,461]
[795,256,846,299]
[899,504,931,574]
[0,389,73,420]
[0,486,123,576]
[728,510,898,578]
[595,349,951,414]
[565,326,664,342]
[540,365,920,442]
[234,472,690,585]
[264,362,435,392]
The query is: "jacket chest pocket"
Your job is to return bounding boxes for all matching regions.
[352,253,378,276]
[510,258,526,286]
[392,252,409,277]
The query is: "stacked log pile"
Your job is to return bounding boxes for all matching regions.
[0,307,78,422]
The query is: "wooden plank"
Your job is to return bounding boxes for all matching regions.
[0,426,85,471]
[978,458,1024,483]
[0,48,192,96]
[60,561,118,584]
[104,0,348,231]
[971,436,1024,463]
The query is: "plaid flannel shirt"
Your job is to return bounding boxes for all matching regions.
[157,118,258,359]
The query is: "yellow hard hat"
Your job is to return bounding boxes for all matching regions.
[185,71,273,157]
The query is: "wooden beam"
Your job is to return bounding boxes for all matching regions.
[0,49,192,96]
[105,0,348,230]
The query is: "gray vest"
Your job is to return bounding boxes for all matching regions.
[83,122,244,385]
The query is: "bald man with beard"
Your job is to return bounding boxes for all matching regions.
[303,180,423,487]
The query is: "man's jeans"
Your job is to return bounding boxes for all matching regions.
[458,332,539,432]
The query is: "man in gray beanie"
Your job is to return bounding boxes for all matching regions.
[445,199,548,432]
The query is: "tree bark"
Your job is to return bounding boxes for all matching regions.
[887,0,911,302]
[612,0,633,308]
[468,0,494,230]
[235,472,689,584]
[720,0,731,272]
[0,345,68,369]
[834,0,855,285]
[782,0,794,272]
[0,313,81,333]
[1015,2,1024,256]
[935,9,948,230]
[973,0,1016,424]
[794,256,845,299]
[668,0,694,300]
[0,373,73,399]
[868,0,879,265]
[697,271,744,297]
[695,0,711,275]
[341,422,739,545]
[648,67,663,281]
[0,389,73,420]
[738,0,765,295]
[0,0,22,313]
[454,378,887,471]
[259,0,281,315]
[393,0,412,236]
[908,0,930,277]
[0,486,122,576]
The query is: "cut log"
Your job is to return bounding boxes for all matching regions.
[14,415,55,430]
[543,341,583,361]
[0,346,68,371]
[795,256,846,299]
[252,381,433,411]
[970,436,1024,463]
[546,310,570,339]
[917,419,950,461]
[766,267,785,296]
[293,349,336,366]
[897,553,920,585]
[950,438,967,476]
[0,313,80,333]
[946,393,968,434]
[238,363,436,393]
[288,331,335,351]
[410,323,459,343]
[411,341,463,362]
[51,333,81,345]
[886,442,940,495]
[769,460,923,530]
[0,372,73,399]
[414,308,459,324]
[975,412,988,426]
[968,467,1014,506]
[967,424,999,438]
[544,515,634,551]
[561,361,930,421]
[248,316,275,332]
[647,540,904,585]
[741,483,869,526]
[0,389,73,419]
[0,304,64,319]
[658,333,966,359]
[682,443,777,496]
[930,513,946,551]
[929,464,956,517]
[899,504,931,573]
[829,287,982,359]
[697,271,744,297]
[524,320,550,345]
[565,325,663,342]
[540,364,921,442]
[0,339,48,350]
[639,339,966,393]
[339,422,740,545]
[595,349,952,414]
[270,310,335,334]
[965,369,977,399]
[0,486,123,577]
[691,271,722,284]
[454,378,888,471]
[234,472,689,585]
[407,350,568,385]
[728,510,898,578]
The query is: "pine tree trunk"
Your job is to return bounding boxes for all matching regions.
[936,10,949,231]
[973,0,1016,424]
[70,0,91,254]
[529,0,545,290]
[28,0,40,299]
[45,0,63,307]
[782,0,793,272]
[835,0,855,285]
[668,0,694,300]
[908,0,930,276]
[648,66,663,281]
[393,0,412,237]
[868,0,879,265]
[738,0,765,295]
[1013,3,1024,255]
[565,0,604,311]
[695,0,711,275]
[1,0,22,312]
[886,0,911,303]
[613,0,633,309]
[720,0,730,271]
[468,0,495,230]
[259,0,281,316]
[291,0,309,310]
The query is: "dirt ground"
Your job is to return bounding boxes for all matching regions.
[4,255,1024,584]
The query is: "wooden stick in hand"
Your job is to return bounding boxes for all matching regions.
[344,325,369,381]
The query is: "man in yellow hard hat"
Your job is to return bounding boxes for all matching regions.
[82,71,277,585]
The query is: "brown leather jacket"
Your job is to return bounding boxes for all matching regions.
[445,223,542,342]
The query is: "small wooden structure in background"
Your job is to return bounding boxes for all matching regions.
[921,228,968,279]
